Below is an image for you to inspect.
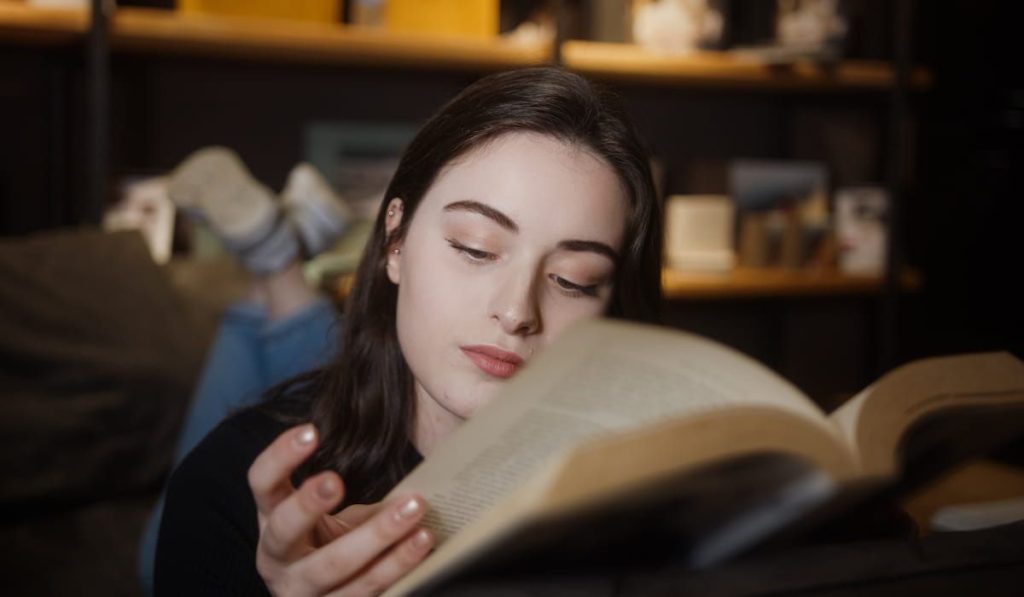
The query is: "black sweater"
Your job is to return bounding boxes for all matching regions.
[154,398,421,595]
[154,405,286,596]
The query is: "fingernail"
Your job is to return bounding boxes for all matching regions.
[317,477,337,500]
[395,498,421,521]
[294,425,316,448]
[412,529,431,549]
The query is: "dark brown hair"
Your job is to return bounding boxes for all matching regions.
[274,66,661,504]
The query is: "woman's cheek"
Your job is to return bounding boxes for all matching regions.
[417,258,485,321]
[536,292,601,343]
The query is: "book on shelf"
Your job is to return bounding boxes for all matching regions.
[383,318,1024,596]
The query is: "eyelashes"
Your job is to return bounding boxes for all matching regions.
[445,238,602,299]
[549,274,600,298]
[446,238,497,263]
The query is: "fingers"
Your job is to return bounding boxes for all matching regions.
[248,424,319,517]
[249,425,433,595]
[334,502,383,531]
[312,502,383,546]
[299,495,429,591]
[260,470,345,561]
[328,529,433,597]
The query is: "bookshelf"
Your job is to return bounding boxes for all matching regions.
[1,1,926,390]
[0,3,925,298]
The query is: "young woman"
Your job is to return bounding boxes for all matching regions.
[154,66,662,595]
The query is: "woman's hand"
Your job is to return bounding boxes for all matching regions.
[248,424,433,596]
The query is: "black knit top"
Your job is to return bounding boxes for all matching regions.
[154,395,422,595]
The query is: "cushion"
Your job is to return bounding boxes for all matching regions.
[0,229,206,510]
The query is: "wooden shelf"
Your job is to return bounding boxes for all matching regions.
[334,267,921,302]
[662,267,921,299]
[111,8,551,70]
[562,40,932,91]
[0,5,552,71]
[2,6,931,88]
[0,3,86,45]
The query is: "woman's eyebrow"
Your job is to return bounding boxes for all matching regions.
[443,200,518,233]
[443,200,617,262]
[557,240,619,263]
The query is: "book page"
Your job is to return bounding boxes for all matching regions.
[390,318,836,543]
[829,352,1024,477]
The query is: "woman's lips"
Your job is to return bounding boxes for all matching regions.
[460,345,524,379]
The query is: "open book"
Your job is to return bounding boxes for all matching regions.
[384,319,1024,596]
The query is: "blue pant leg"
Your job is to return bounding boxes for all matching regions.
[260,297,341,383]
[173,302,269,464]
[171,298,339,464]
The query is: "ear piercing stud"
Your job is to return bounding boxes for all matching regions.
[388,210,395,217]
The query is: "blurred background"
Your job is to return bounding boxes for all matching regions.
[0,0,1021,594]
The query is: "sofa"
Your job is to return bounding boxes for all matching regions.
[0,228,248,596]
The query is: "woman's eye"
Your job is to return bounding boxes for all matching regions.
[447,239,496,263]
[550,274,600,298]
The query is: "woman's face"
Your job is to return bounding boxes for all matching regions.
[386,132,629,453]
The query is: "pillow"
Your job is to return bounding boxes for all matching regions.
[0,229,208,510]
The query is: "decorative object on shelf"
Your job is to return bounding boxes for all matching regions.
[728,0,847,65]
[632,0,723,55]
[737,210,771,268]
[102,176,175,264]
[664,195,736,272]
[730,159,827,212]
[385,0,499,39]
[730,159,830,269]
[776,0,846,51]
[177,0,341,24]
[834,186,888,275]
[501,1,555,47]
[349,0,385,27]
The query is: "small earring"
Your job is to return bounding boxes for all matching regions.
[393,248,401,255]
[388,210,395,217]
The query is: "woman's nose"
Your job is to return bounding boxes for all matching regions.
[490,272,541,336]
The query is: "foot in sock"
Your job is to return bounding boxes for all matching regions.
[168,147,299,275]
[280,163,353,258]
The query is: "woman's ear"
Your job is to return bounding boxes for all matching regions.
[384,197,405,285]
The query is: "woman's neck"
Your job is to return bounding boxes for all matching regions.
[412,382,465,456]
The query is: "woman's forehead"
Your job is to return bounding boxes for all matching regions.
[419,132,628,244]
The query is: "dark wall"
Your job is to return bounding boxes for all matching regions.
[906,1,1023,359]
[108,58,477,187]
[0,47,77,233]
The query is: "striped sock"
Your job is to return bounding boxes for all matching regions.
[281,163,353,258]
[168,147,298,274]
